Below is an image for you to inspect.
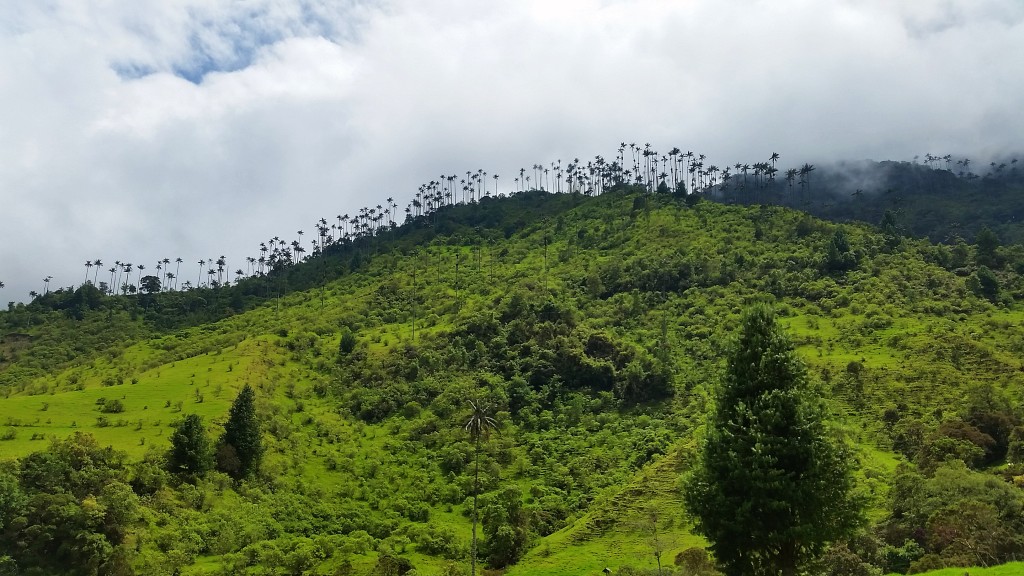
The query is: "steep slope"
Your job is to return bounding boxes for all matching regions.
[2,190,1024,575]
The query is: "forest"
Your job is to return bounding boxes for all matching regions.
[2,155,1024,576]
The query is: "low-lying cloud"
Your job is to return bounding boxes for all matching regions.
[1,0,1022,300]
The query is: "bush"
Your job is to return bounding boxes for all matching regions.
[674,546,718,575]
[99,399,125,413]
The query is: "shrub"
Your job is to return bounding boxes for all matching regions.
[99,399,125,413]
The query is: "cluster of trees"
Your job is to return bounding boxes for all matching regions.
[168,384,263,481]
[23,142,797,305]
[684,304,1024,576]
[0,385,262,575]
[13,141,1022,318]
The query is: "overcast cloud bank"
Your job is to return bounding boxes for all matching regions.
[1,0,1022,300]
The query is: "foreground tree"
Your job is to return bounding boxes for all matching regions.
[684,305,862,576]
[218,384,263,479]
[167,414,212,479]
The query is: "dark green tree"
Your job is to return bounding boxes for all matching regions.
[139,274,162,294]
[219,384,262,479]
[974,225,1000,268]
[338,328,357,356]
[481,486,529,567]
[684,305,862,576]
[969,266,1000,301]
[167,414,212,478]
[823,229,857,273]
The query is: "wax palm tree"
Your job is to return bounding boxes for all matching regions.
[465,400,498,576]
[785,168,798,200]
[92,259,103,286]
[84,261,93,285]
[174,258,183,290]
[121,263,133,294]
[800,163,816,203]
[160,259,170,289]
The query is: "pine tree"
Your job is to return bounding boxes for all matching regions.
[219,384,262,479]
[684,305,862,576]
[167,414,212,478]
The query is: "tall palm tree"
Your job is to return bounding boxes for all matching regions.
[160,258,170,290]
[92,259,103,286]
[122,263,133,294]
[174,258,183,290]
[465,400,498,576]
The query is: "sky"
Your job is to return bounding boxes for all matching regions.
[1,0,1022,302]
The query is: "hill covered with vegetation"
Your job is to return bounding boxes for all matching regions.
[3,186,1024,576]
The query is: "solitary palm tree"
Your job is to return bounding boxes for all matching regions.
[465,400,498,576]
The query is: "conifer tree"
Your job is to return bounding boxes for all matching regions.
[219,384,262,479]
[167,414,212,478]
[684,305,861,576]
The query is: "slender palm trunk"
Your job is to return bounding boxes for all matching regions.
[471,433,480,576]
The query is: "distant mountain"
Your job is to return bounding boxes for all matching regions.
[708,158,1024,244]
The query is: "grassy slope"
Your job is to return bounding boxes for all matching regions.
[1,191,1023,574]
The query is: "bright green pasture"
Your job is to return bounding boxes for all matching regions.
[0,337,268,458]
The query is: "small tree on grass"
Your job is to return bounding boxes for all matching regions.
[218,384,262,479]
[167,414,212,478]
[684,305,862,576]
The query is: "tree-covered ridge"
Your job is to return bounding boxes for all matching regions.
[2,189,1024,574]
[726,159,1024,246]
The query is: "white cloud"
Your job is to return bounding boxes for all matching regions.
[1,0,1023,301]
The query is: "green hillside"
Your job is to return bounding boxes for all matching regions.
[3,189,1024,575]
